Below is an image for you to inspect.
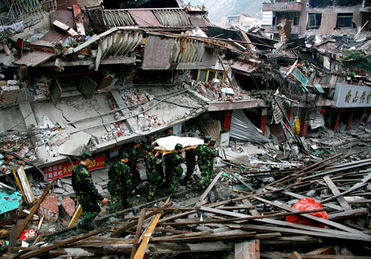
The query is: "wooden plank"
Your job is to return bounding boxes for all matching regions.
[151,230,257,243]
[278,189,343,211]
[68,204,82,228]
[242,199,260,216]
[305,247,335,255]
[200,205,364,239]
[235,240,260,259]
[328,208,368,221]
[252,196,366,236]
[130,208,146,259]
[228,223,371,242]
[196,171,223,207]
[323,176,351,210]
[16,181,54,239]
[289,252,303,259]
[322,173,371,203]
[200,206,250,218]
[111,198,171,237]
[134,212,162,259]
[161,208,330,226]
[18,228,108,259]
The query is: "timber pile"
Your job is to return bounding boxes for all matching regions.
[6,154,371,258]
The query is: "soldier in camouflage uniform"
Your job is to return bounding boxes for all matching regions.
[127,140,141,188]
[183,133,197,185]
[196,139,219,187]
[168,143,185,194]
[145,147,163,200]
[108,152,133,213]
[72,152,109,230]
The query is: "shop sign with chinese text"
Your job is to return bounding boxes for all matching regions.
[43,155,106,181]
[333,83,371,108]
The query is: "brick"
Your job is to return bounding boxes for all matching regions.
[61,197,75,217]
[38,193,59,222]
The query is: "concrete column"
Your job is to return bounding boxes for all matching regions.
[300,109,308,137]
[223,110,232,131]
[346,109,354,131]
[332,108,344,132]
[260,108,268,136]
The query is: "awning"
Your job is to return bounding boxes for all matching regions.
[230,110,270,144]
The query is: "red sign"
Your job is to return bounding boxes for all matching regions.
[44,155,106,181]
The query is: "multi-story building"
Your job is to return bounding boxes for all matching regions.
[219,13,261,30]
[262,0,371,39]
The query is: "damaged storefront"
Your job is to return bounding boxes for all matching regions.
[0,0,370,258]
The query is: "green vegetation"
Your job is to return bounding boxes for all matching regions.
[340,52,371,70]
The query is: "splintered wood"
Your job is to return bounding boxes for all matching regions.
[6,154,371,258]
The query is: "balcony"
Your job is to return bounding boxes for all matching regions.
[262,2,304,12]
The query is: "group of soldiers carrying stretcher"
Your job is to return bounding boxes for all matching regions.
[72,135,218,230]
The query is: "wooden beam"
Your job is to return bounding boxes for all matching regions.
[323,176,351,210]
[134,212,162,259]
[68,204,82,228]
[252,196,366,236]
[196,171,223,207]
[322,173,371,203]
[18,228,108,259]
[16,181,54,239]
[130,209,146,259]
[111,198,171,237]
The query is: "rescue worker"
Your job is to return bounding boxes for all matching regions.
[183,133,197,185]
[108,152,133,213]
[142,135,154,152]
[145,147,163,200]
[127,139,141,187]
[196,139,219,187]
[72,152,109,230]
[168,143,185,194]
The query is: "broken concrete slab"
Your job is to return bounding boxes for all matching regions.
[61,196,75,217]
[38,193,59,223]
[58,131,92,156]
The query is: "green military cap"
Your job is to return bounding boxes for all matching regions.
[145,144,154,152]
[133,139,141,144]
[175,143,183,150]
[187,132,195,137]
[204,136,211,142]
[121,152,129,159]
[81,151,93,161]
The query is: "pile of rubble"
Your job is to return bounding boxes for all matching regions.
[2,144,370,258]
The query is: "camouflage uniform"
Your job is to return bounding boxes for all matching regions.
[183,148,196,184]
[108,157,133,213]
[72,163,103,230]
[145,152,163,200]
[196,141,219,186]
[168,144,185,194]
[127,142,141,187]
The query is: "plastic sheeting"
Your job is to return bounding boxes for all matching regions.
[310,111,325,130]
[230,110,270,144]
[0,189,22,215]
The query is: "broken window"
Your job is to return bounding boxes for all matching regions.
[308,13,322,29]
[337,13,354,28]
[197,70,225,82]
[227,16,240,25]
[277,13,300,26]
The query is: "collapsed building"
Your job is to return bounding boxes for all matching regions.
[0,0,370,258]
